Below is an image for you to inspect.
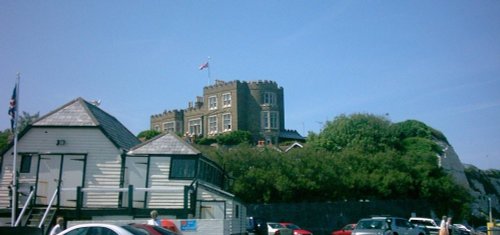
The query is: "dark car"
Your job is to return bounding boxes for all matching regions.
[247,217,268,235]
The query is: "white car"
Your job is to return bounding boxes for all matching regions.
[267,222,293,235]
[409,217,440,235]
[58,223,147,235]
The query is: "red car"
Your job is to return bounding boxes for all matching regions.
[280,222,313,235]
[331,224,356,235]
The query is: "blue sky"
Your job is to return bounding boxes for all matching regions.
[1,1,499,170]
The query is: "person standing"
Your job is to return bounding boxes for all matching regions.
[439,216,448,235]
[49,216,65,235]
[147,210,161,226]
[446,217,453,235]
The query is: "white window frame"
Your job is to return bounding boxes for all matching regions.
[263,92,276,105]
[208,115,218,135]
[222,113,232,132]
[163,121,175,133]
[188,118,202,135]
[222,93,232,108]
[261,111,279,130]
[208,96,218,110]
[154,125,160,131]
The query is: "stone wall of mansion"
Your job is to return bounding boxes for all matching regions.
[151,80,288,144]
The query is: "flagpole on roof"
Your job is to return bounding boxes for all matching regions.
[11,73,20,227]
[207,56,211,85]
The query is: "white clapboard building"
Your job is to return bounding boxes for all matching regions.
[0,98,246,234]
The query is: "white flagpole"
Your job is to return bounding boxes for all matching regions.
[11,73,20,227]
[207,56,211,86]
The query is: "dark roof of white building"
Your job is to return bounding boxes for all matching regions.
[32,97,140,150]
[128,133,201,155]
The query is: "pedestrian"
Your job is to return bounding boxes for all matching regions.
[446,217,452,235]
[439,216,448,235]
[147,210,161,226]
[49,216,65,235]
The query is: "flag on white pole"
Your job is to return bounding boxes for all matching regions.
[199,62,209,70]
[8,86,17,132]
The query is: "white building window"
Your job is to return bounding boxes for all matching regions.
[261,111,278,130]
[208,96,217,110]
[223,113,232,131]
[263,92,276,105]
[188,118,202,135]
[222,93,232,107]
[163,122,175,133]
[154,125,160,131]
[208,115,218,134]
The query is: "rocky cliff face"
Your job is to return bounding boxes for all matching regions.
[436,140,499,220]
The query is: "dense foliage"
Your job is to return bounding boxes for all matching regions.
[137,129,161,141]
[196,130,253,146]
[198,113,471,219]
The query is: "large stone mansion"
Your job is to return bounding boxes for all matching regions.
[151,80,304,144]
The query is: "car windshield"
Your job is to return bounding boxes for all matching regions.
[285,224,300,229]
[269,223,285,228]
[121,225,149,235]
[412,221,436,226]
[357,220,388,230]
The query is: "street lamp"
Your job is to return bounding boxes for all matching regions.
[488,197,492,223]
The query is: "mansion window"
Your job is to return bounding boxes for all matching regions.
[188,118,202,135]
[154,125,160,132]
[261,111,278,130]
[208,115,218,134]
[170,158,196,179]
[222,93,232,107]
[263,92,276,105]
[223,113,232,131]
[208,96,217,110]
[163,121,175,133]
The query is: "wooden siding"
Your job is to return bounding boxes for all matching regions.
[0,127,123,208]
[141,157,189,208]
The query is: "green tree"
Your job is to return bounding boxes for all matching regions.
[137,129,161,141]
[309,113,397,153]
[0,129,10,151]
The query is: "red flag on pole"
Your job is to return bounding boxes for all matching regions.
[199,62,209,70]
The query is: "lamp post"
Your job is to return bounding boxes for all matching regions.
[488,197,492,223]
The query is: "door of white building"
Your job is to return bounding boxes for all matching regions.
[36,154,84,207]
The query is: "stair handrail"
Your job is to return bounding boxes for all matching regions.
[14,186,35,226]
[38,188,58,228]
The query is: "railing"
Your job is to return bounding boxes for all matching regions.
[39,188,58,228]
[75,185,186,210]
[14,186,35,226]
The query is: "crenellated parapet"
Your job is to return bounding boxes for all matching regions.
[151,109,183,119]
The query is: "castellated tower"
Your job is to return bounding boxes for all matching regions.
[150,80,303,144]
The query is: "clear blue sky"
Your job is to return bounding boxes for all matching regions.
[1,1,499,170]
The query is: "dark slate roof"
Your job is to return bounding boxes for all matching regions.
[128,133,201,155]
[32,97,140,150]
[279,129,306,141]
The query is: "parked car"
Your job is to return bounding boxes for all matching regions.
[409,217,440,235]
[268,222,293,235]
[280,222,313,235]
[352,216,427,235]
[332,224,357,235]
[58,223,147,235]
[247,217,269,235]
[475,226,487,235]
[128,223,177,235]
[453,224,471,235]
